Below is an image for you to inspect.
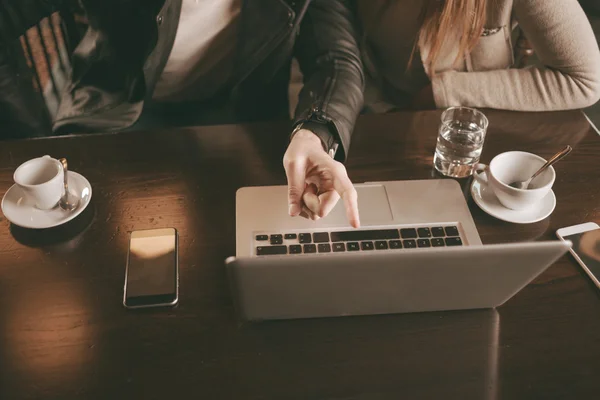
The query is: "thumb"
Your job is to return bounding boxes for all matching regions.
[284,158,307,216]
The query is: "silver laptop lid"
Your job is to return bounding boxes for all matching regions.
[226,241,571,321]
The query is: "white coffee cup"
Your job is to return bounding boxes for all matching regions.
[473,151,555,211]
[13,155,65,210]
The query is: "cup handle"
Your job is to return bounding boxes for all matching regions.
[473,163,489,186]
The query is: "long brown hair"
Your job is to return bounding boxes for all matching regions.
[415,0,488,73]
[362,1,488,76]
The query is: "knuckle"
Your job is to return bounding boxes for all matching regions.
[283,155,304,170]
[332,162,348,176]
[288,185,303,199]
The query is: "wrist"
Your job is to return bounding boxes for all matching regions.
[291,128,327,150]
[291,120,340,159]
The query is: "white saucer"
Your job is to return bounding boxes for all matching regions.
[470,179,556,224]
[1,171,92,229]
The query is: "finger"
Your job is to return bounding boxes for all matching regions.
[302,183,321,216]
[284,157,307,216]
[317,190,341,218]
[302,205,320,221]
[299,210,310,219]
[332,165,360,228]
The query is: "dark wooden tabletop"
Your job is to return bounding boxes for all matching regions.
[1,110,599,400]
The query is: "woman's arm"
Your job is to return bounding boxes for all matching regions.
[432,0,600,111]
[284,0,363,227]
[293,0,364,161]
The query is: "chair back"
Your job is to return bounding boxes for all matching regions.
[0,4,86,138]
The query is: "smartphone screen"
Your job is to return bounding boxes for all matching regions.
[563,228,600,285]
[124,228,178,308]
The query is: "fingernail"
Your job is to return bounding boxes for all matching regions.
[289,204,300,216]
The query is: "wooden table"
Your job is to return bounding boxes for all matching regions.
[1,110,599,399]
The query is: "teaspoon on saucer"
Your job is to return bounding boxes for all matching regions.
[509,145,572,190]
[58,158,80,211]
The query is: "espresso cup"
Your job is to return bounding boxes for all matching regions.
[13,155,64,210]
[473,151,555,211]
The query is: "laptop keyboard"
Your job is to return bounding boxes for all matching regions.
[254,226,463,256]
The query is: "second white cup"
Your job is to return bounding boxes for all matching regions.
[13,155,64,210]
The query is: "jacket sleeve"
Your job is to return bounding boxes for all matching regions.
[432,0,600,111]
[293,0,364,161]
[0,1,62,42]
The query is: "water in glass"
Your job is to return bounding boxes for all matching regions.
[434,108,487,178]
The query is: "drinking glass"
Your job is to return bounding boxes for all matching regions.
[433,106,489,178]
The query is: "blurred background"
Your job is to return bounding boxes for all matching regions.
[2,1,600,140]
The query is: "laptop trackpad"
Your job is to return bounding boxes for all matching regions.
[325,184,393,225]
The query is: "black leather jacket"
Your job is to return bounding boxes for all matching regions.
[0,0,364,160]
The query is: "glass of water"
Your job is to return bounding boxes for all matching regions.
[433,106,489,178]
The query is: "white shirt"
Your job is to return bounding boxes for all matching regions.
[152,0,241,102]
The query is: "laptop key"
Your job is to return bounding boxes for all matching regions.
[318,243,332,253]
[400,228,418,239]
[417,239,431,248]
[389,240,402,249]
[445,226,459,237]
[299,233,312,243]
[403,239,417,248]
[289,244,302,254]
[256,245,287,256]
[303,244,317,253]
[255,234,268,241]
[347,242,360,251]
[270,234,283,245]
[361,241,374,250]
[284,233,297,240]
[333,243,346,252]
[375,240,388,250]
[432,227,445,237]
[417,228,431,238]
[330,229,399,242]
[313,232,330,243]
[445,237,463,246]
[431,238,445,247]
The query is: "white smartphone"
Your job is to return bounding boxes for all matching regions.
[123,228,179,309]
[556,222,600,289]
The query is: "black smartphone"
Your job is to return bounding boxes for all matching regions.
[123,228,179,309]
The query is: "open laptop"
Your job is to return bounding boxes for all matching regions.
[226,179,571,321]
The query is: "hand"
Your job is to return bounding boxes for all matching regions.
[410,84,436,110]
[283,129,360,228]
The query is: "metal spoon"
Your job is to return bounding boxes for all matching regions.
[509,145,572,190]
[58,158,80,211]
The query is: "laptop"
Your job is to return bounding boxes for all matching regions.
[226,179,571,321]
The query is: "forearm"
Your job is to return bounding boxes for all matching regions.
[432,65,600,111]
[293,0,364,161]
